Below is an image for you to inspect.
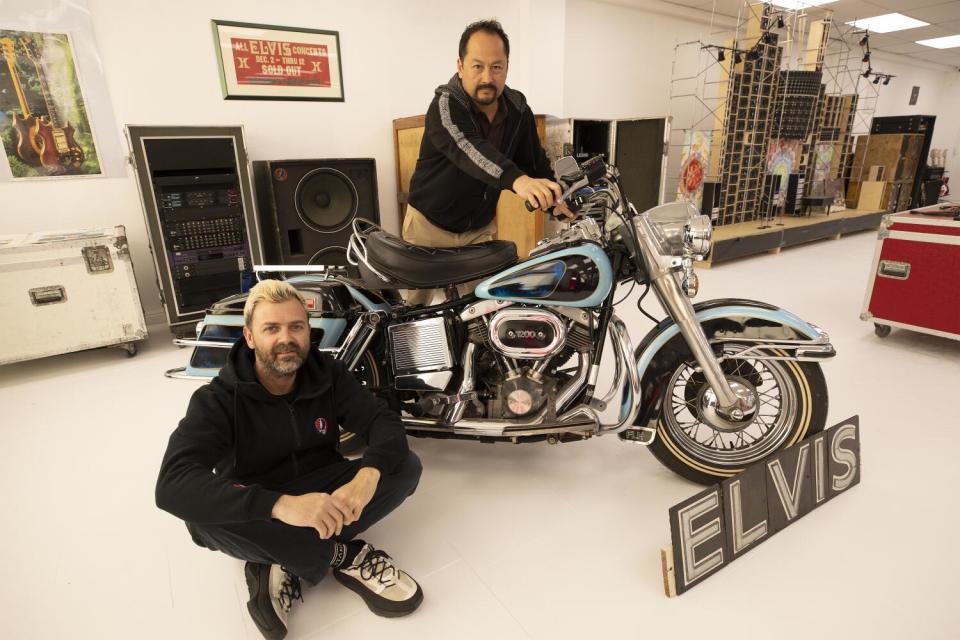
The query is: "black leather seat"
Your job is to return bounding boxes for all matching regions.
[357,230,518,289]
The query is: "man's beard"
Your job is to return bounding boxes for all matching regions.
[472,83,499,106]
[256,341,309,376]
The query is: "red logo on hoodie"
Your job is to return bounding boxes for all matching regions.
[315,417,328,435]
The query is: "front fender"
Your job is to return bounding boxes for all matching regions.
[633,298,832,427]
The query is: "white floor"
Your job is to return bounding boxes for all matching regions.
[2,230,959,639]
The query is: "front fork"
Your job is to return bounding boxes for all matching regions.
[636,221,757,421]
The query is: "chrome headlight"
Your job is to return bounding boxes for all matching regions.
[643,201,713,259]
[683,214,712,258]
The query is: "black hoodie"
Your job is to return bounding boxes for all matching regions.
[407,74,554,233]
[156,341,408,525]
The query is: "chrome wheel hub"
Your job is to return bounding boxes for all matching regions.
[698,376,758,432]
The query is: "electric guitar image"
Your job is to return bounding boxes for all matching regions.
[14,37,84,172]
[1,37,42,167]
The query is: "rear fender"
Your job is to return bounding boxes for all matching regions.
[633,298,832,427]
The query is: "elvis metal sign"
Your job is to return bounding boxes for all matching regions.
[662,416,860,596]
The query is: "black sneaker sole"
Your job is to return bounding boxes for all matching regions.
[333,569,424,618]
[244,562,288,640]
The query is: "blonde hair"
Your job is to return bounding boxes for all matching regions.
[243,279,307,328]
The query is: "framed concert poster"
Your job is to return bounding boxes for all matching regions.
[211,20,344,101]
[0,30,103,178]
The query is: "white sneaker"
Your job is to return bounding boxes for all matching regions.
[333,544,423,617]
[245,562,302,640]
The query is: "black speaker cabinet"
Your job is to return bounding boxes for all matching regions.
[254,159,380,267]
[785,174,800,214]
[701,181,721,219]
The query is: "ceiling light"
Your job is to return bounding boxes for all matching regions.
[916,35,960,49]
[846,13,929,34]
[768,0,836,9]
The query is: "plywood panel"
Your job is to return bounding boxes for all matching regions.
[392,114,545,254]
[858,181,889,211]
[496,191,543,259]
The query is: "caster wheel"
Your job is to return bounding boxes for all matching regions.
[874,324,891,338]
[124,343,138,357]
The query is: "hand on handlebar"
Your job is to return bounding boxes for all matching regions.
[514,175,562,211]
[553,201,576,220]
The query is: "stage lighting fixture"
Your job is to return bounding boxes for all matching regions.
[883,76,891,85]
[862,53,870,63]
[873,75,881,84]
[734,51,743,64]
[717,49,725,62]
[777,15,785,29]
[859,35,869,47]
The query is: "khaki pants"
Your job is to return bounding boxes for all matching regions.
[401,205,497,306]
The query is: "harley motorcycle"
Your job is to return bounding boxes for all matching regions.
[173,155,835,485]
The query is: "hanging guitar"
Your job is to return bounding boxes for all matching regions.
[0,37,42,168]
[18,36,84,173]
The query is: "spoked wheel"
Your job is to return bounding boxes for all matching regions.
[338,350,382,455]
[649,344,828,485]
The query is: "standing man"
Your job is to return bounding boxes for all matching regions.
[403,19,568,305]
[156,280,423,640]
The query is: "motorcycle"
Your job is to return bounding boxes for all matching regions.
[171,155,835,485]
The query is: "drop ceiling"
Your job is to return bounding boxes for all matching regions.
[660,0,960,67]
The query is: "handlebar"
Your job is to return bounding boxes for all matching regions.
[522,155,613,218]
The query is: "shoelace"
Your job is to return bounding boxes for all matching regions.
[357,550,398,587]
[278,569,303,612]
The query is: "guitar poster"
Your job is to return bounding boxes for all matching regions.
[0,30,102,178]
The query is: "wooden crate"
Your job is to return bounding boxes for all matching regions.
[392,115,546,258]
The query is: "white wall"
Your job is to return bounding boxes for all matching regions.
[0,0,537,322]
[562,0,706,120]
[2,0,958,324]
[866,53,960,175]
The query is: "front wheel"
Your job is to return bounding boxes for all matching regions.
[648,344,828,485]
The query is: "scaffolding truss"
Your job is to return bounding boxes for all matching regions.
[667,1,881,227]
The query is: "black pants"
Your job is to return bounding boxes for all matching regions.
[187,451,422,584]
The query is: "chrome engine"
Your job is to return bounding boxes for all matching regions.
[390,304,594,421]
[488,308,566,359]
[463,307,594,419]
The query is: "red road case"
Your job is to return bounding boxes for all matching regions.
[861,204,960,340]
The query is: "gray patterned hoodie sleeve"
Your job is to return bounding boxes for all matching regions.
[426,90,525,191]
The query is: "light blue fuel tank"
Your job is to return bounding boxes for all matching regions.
[474,244,612,307]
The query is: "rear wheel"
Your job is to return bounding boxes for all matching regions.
[339,350,382,455]
[649,344,828,485]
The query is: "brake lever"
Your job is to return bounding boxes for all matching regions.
[523,174,590,216]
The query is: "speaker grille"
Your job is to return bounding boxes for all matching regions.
[295,168,358,232]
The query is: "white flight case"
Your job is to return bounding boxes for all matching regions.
[0,226,148,364]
